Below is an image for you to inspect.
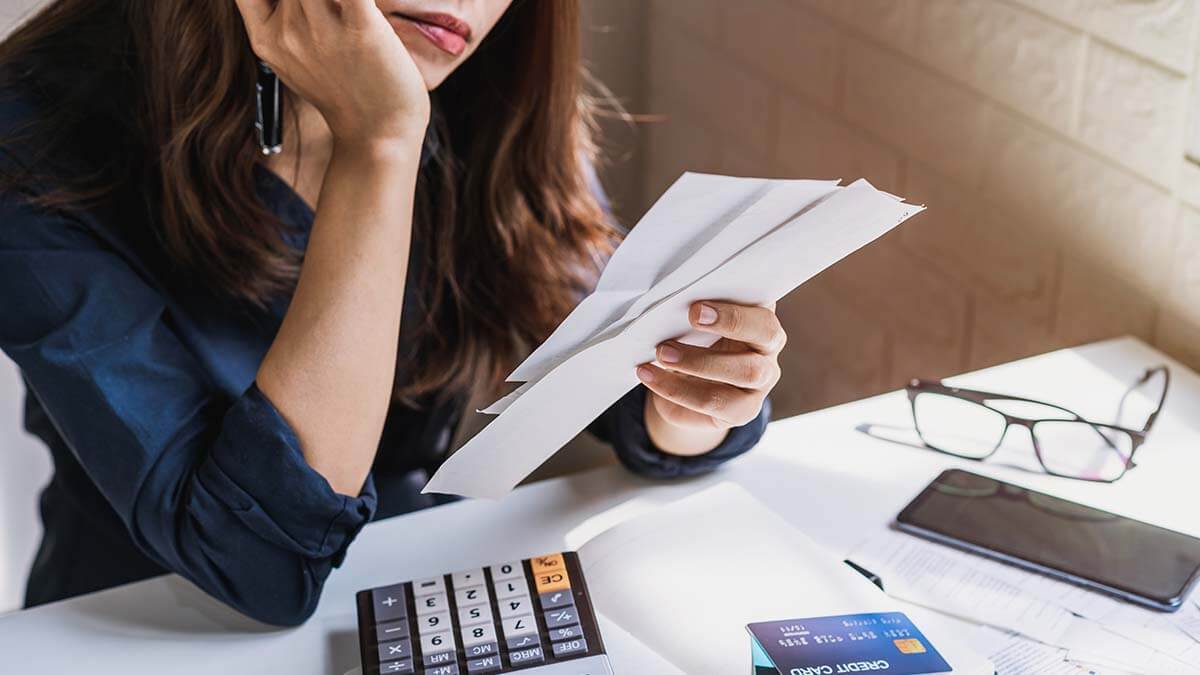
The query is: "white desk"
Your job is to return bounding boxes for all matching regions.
[2,336,1197,674]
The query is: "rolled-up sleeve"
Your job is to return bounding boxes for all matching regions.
[0,193,374,626]
[589,385,770,479]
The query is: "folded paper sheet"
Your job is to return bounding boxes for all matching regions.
[423,172,924,498]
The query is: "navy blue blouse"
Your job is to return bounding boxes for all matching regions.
[0,97,768,626]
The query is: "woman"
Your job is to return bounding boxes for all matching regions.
[0,0,785,626]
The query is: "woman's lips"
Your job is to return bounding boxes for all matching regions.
[389,12,470,57]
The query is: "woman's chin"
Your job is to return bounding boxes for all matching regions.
[393,35,453,91]
[417,66,448,91]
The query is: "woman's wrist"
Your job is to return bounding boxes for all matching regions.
[332,131,425,166]
[644,392,729,457]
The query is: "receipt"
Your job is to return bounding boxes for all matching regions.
[422,173,923,498]
[849,531,1078,645]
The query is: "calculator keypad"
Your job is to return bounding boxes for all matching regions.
[356,552,608,674]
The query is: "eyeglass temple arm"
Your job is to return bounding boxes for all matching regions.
[1129,365,1170,433]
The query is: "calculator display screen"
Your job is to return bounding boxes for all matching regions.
[897,469,1200,607]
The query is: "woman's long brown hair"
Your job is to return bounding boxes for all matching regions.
[0,0,619,403]
[0,0,615,405]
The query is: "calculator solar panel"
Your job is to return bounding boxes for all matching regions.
[356,552,612,674]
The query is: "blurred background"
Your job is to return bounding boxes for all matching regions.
[588,0,1200,415]
[2,0,1198,612]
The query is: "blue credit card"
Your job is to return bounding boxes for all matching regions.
[747,612,952,675]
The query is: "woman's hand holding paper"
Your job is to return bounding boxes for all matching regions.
[637,301,785,456]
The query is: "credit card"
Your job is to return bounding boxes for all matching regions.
[747,611,952,675]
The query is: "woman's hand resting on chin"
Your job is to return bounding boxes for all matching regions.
[235,0,429,150]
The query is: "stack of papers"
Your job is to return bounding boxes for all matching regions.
[423,172,924,498]
[851,531,1200,674]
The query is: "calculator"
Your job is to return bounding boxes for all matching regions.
[355,551,613,675]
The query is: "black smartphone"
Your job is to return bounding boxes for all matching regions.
[896,469,1200,611]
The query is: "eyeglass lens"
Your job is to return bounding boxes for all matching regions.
[1033,420,1131,481]
[912,394,1006,459]
[912,393,1131,481]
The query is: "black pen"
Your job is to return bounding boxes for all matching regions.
[844,559,885,592]
[255,60,282,155]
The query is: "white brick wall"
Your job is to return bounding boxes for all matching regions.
[1079,40,1188,187]
[1074,0,1196,73]
[612,0,1200,418]
[844,39,990,184]
[914,0,1086,135]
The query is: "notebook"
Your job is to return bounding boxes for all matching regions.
[574,483,992,674]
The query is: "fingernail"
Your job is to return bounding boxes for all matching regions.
[637,365,656,383]
[658,344,681,363]
[697,304,718,325]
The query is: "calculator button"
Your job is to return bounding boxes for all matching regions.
[502,614,538,639]
[466,655,503,674]
[380,660,414,674]
[377,639,413,662]
[424,665,459,675]
[544,607,579,630]
[551,637,588,658]
[539,589,573,610]
[465,641,500,660]
[423,650,457,668]
[455,585,488,608]
[371,584,409,623]
[506,634,540,648]
[420,629,456,655]
[461,621,498,648]
[375,619,410,643]
[548,625,582,642]
[493,578,529,601]
[412,576,447,597]
[417,610,451,634]
[530,553,565,575]
[489,560,524,582]
[452,568,486,589]
[533,570,570,595]
[458,604,491,628]
[415,592,449,616]
[498,595,534,619]
[506,633,540,651]
[508,645,546,667]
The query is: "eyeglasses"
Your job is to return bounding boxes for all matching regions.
[905,366,1170,483]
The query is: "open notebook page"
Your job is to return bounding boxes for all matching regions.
[596,612,687,674]
[576,483,993,675]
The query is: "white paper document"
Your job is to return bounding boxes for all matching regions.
[1095,601,1200,668]
[1058,620,1200,674]
[968,627,1087,675]
[1176,599,1200,642]
[850,530,1081,645]
[576,483,992,675]
[851,530,1200,674]
[423,173,924,498]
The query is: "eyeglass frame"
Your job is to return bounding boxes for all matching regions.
[904,365,1170,483]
